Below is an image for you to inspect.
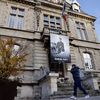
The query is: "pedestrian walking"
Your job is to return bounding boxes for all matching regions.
[70,64,90,99]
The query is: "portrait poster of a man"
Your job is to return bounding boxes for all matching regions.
[50,33,71,63]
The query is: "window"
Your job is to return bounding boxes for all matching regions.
[83,53,94,70]
[5,43,20,57]
[8,7,25,29]
[56,17,61,29]
[72,4,80,12]
[76,22,87,40]
[50,16,55,28]
[44,14,61,29]
[44,14,49,27]
[12,44,20,56]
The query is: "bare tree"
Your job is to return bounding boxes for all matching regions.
[0,37,28,79]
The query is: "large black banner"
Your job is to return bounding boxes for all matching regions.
[50,34,71,63]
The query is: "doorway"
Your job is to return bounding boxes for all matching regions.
[50,62,64,77]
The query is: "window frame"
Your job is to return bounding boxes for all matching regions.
[75,21,88,40]
[83,52,94,70]
[43,14,62,29]
[8,6,25,29]
[11,44,21,56]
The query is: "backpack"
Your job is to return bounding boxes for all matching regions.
[79,69,85,80]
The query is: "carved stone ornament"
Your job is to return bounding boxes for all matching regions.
[34,6,41,31]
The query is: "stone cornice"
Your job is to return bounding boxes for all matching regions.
[0,26,34,33]
[40,0,62,10]
[6,0,36,6]
[0,26,43,40]
[70,38,100,50]
[68,10,96,21]
[70,37,100,44]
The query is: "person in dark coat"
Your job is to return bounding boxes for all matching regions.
[70,64,89,99]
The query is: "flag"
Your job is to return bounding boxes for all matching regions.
[62,1,67,22]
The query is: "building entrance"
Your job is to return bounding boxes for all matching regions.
[50,62,64,77]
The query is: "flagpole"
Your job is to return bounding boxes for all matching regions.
[62,1,69,78]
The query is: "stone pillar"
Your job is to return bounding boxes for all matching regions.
[85,77,99,90]
[14,85,34,100]
[40,72,59,99]
[92,78,99,90]
[20,86,33,97]
[84,72,99,90]
[49,73,59,94]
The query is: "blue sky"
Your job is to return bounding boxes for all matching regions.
[78,0,100,42]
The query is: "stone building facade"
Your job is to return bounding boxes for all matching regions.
[0,0,100,100]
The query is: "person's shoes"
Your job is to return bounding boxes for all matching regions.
[85,95,90,98]
[70,96,77,99]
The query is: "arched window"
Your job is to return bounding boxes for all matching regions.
[83,53,94,70]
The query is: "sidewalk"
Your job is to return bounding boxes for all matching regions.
[53,96,100,100]
[78,96,100,100]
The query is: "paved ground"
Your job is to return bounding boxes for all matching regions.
[53,96,100,100]
[15,96,100,100]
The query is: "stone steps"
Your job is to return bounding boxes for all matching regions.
[57,82,90,96]
[50,82,100,100]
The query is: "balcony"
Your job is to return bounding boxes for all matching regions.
[41,27,68,48]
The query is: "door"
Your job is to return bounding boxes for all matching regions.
[50,62,64,77]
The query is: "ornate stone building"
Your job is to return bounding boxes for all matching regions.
[0,0,100,100]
